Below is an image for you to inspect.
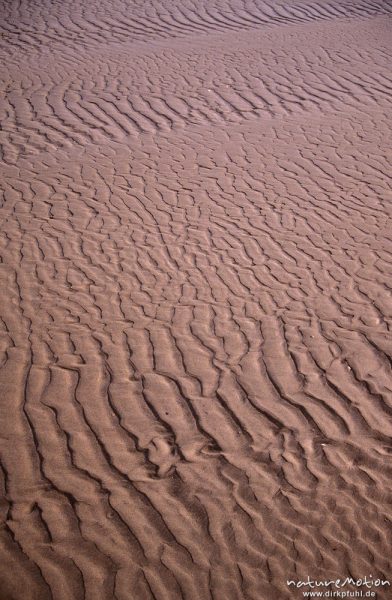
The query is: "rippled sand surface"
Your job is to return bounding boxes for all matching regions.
[1,1,392,599]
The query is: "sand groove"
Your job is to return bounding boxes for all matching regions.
[1,1,392,599]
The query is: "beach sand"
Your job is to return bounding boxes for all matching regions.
[1,1,392,598]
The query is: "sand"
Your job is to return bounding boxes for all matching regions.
[1,1,392,599]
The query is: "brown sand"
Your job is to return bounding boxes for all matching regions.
[1,1,392,599]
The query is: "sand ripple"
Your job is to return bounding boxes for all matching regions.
[1,1,392,599]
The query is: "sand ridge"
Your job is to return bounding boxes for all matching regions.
[0,1,392,599]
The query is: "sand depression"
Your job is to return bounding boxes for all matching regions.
[1,1,392,599]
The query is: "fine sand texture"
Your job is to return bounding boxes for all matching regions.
[1,1,392,599]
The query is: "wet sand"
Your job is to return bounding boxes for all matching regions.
[1,1,392,599]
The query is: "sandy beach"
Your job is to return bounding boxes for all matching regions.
[1,1,392,598]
